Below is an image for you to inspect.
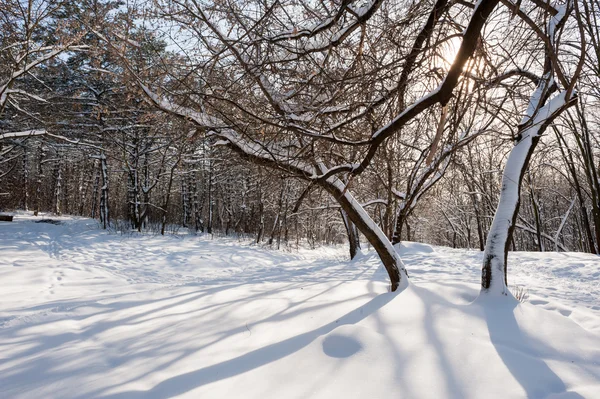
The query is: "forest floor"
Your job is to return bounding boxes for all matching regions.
[1,213,600,398]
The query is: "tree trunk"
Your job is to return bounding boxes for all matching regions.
[100,154,109,229]
[22,146,29,211]
[207,160,213,234]
[33,143,44,216]
[322,177,408,291]
[482,83,574,295]
[256,201,264,244]
[161,155,180,235]
[528,173,544,251]
[555,126,597,253]
[340,209,361,259]
[192,171,204,232]
[391,206,408,245]
[53,158,62,216]
[574,105,600,252]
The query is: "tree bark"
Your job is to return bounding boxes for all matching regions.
[321,176,408,291]
[340,209,361,259]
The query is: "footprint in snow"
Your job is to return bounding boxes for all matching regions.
[559,309,572,317]
[322,333,363,358]
[530,299,549,306]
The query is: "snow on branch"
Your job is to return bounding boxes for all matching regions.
[269,0,383,45]
[139,84,224,128]
[139,84,316,178]
[0,43,89,111]
[4,89,47,103]
[354,0,501,174]
[0,129,46,141]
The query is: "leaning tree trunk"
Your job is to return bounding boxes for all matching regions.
[482,82,574,295]
[322,176,409,291]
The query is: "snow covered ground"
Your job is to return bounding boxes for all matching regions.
[1,213,599,398]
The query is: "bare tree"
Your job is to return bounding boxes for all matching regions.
[481,0,584,295]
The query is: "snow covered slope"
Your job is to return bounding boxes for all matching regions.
[1,214,599,398]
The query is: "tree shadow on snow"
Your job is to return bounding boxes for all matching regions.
[0,276,385,399]
[482,300,585,399]
[95,291,396,399]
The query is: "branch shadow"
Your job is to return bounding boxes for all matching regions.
[95,291,397,399]
[420,288,467,398]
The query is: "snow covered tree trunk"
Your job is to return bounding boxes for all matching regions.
[482,0,581,294]
[127,171,135,228]
[321,177,409,291]
[482,78,575,294]
[191,174,199,231]
[125,142,141,231]
[340,209,361,260]
[234,181,247,234]
[268,214,280,246]
[482,137,539,293]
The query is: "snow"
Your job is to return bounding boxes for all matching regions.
[549,4,568,47]
[1,213,600,398]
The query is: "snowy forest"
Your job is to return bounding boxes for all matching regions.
[2,0,599,254]
[1,0,600,398]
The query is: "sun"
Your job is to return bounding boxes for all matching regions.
[435,36,462,72]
